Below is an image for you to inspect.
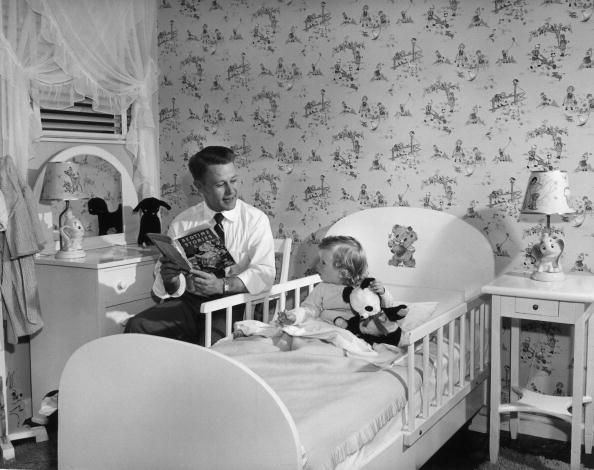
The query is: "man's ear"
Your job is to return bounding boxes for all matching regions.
[342,286,354,303]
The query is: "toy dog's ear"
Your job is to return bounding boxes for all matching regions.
[360,277,374,289]
[133,202,142,213]
[159,199,172,210]
[342,286,354,303]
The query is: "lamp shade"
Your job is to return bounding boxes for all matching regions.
[520,170,574,215]
[40,161,89,201]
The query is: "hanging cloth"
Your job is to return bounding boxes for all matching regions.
[0,155,45,343]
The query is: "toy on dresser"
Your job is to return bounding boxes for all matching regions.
[88,197,123,235]
[133,197,172,246]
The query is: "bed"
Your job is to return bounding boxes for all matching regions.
[57,207,495,470]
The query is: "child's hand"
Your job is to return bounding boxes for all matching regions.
[277,311,296,325]
[369,279,386,296]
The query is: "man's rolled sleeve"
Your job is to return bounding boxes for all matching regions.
[235,213,275,294]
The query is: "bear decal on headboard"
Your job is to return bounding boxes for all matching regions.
[388,224,418,268]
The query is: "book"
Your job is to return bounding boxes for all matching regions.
[176,226,236,275]
[146,233,192,273]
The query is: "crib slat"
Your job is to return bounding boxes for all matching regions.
[448,320,455,396]
[225,306,233,337]
[479,305,485,372]
[205,312,212,347]
[436,327,444,407]
[279,291,287,312]
[407,342,416,431]
[262,296,271,323]
[469,308,476,381]
[422,336,430,418]
[460,313,466,386]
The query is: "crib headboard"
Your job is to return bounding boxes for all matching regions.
[325,207,494,299]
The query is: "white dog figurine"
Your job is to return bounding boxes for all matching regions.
[532,234,564,273]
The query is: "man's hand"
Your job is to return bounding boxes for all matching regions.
[160,256,183,293]
[188,269,223,297]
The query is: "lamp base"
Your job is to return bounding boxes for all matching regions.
[531,270,565,282]
[55,249,86,260]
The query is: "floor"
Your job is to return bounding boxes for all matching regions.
[2,420,594,469]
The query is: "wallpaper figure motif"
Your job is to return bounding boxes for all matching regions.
[158,0,594,400]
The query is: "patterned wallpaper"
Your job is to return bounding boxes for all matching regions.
[157,0,594,397]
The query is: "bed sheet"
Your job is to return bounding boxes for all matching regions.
[213,289,467,470]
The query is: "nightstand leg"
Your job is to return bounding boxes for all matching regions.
[489,296,502,464]
[510,318,520,439]
[586,309,594,454]
[571,312,586,470]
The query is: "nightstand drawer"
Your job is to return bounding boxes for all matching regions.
[515,298,559,317]
[99,262,155,306]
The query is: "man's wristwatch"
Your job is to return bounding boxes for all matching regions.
[222,277,230,295]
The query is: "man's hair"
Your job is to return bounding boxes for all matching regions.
[318,235,368,287]
[188,146,236,180]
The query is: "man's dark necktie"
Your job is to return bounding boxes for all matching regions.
[213,212,225,244]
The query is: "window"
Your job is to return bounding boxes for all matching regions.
[39,98,131,140]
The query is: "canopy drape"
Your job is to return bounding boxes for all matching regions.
[0,0,159,197]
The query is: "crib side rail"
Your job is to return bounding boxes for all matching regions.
[403,295,491,447]
[200,274,322,346]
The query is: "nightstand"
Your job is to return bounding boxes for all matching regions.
[32,245,158,423]
[482,272,594,470]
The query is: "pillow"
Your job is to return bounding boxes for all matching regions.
[396,301,439,333]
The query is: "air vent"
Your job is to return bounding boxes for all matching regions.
[40,98,131,138]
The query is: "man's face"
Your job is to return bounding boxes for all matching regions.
[193,162,238,212]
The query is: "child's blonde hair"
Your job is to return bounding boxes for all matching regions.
[318,235,368,287]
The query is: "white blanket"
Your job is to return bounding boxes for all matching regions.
[212,323,452,470]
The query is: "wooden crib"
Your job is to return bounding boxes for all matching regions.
[58,207,496,470]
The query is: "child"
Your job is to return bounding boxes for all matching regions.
[230,235,403,355]
[277,235,398,327]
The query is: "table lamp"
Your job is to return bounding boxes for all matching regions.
[40,161,89,259]
[520,170,575,281]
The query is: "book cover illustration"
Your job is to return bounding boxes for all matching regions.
[177,227,236,275]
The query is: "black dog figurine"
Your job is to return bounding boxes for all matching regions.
[133,197,172,246]
[88,197,123,235]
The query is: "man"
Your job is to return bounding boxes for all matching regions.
[125,146,276,344]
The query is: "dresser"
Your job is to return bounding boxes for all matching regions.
[32,245,158,422]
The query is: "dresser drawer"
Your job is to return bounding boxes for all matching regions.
[515,297,559,317]
[99,262,155,307]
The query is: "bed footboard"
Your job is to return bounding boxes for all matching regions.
[59,334,303,470]
[402,294,491,447]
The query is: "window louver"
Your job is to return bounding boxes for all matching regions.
[40,98,131,137]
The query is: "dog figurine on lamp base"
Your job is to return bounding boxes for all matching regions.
[133,197,172,246]
[531,233,565,281]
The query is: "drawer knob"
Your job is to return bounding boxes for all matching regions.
[116,280,129,291]
[532,304,539,311]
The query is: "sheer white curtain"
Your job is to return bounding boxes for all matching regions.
[0,0,159,197]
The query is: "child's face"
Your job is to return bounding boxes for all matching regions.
[316,248,343,284]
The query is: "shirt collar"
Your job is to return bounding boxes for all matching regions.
[204,200,239,223]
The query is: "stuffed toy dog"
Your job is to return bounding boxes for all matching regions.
[338,277,408,347]
[133,197,172,246]
[87,197,123,235]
